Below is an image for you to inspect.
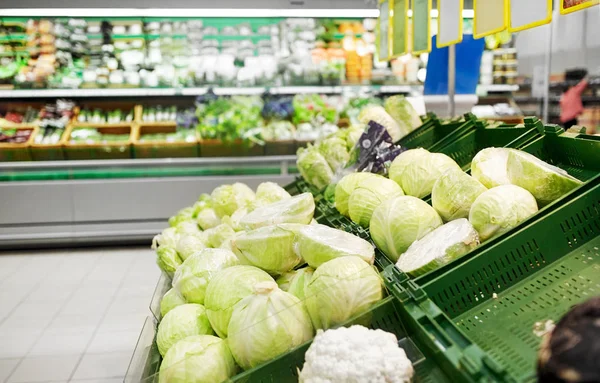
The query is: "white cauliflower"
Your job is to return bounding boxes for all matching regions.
[299,325,414,383]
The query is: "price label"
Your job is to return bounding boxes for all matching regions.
[437,0,463,48]
[390,0,409,58]
[412,0,432,54]
[379,0,391,60]
[560,0,599,14]
[509,0,552,32]
[473,0,508,39]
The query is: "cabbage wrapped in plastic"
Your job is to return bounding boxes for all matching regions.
[305,256,383,330]
[390,151,461,198]
[211,183,256,218]
[159,335,238,383]
[358,105,405,142]
[156,247,183,276]
[239,193,315,230]
[196,207,220,230]
[335,172,378,217]
[175,234,207,261]
[432,170,488,222]
[469,185,538,242]
[384,95,422,134]
[255,182,291,205]
[348,175,404,227]
[370,195,443,262]
[204,223,236,248]
[232,224,304,275]
[156,303,214,356]
[507,150,583,206]
[471,147,513,189]
[296,224,375,268]
[228,281,314,370]
[160,288,186,318]
[204,265,274,338]
[173,249,239,305]
[318,136,350,172]
[396,219,480,277]
[297,145,334,190]
[276,266,314,300]
[168,207,195,227]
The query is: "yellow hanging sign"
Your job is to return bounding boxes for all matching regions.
[508,0,552,32]
[412,0,432,54]
[378,0,391,60]
[437,0,463,48]
[390,0,410,58]
[560,0,599,14]
[474,0,508,39]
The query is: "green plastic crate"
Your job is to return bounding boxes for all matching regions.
[383,166,600,382]
[398,113,477,151]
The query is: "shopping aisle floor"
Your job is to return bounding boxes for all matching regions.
[0,247,159,383]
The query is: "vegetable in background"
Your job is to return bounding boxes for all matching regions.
[232,224,303,275]
[318,136,350,171]
[169,207,195,228]
[251,182,291,209]
[239,192,315,230]
[152,227,179,250]
[370,196,443,262]
[204,265,274,338]
[211,183,256,218]
[297,145,335,190]
[384,95,422,134]
[299,325,414,383]
[175,234,207,261]
[432,170,488,222]
[174,221,201,236]
[160,288,186,318]
[305,256,383,330]
[471,147,513,189]
[389,151,461,198]
[507,150,583,206]
[347,175,404,227]
[156,247,183,276]
[276,266,314,301]
[469,185,538,242]
[227,281,314,370]
[172,249,240,305]
[156,303,214,356]
[296,224,375,268]
[159,335,238,383]
[196,208,221,230]
[396,219,480,277]
[334,172,377,217]
[358,105,404,142]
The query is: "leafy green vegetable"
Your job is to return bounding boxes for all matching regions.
[471,148,513,189]
[318,136,350,171]
[348,175,404,227]
[384,95,422,134]
[204,223,236,248]
[334,173,377,217]
[160,288,186,318]
[156,247,183,276]
[175,234,207,261]
[169,207,196,227]
[196,208,221,230]
[358,105,404,142]
[156,303,214,356]
[276,266,314,301]
[297,145,335,190]
[432,170,488,222]
[211,183,255,218]
[239,193,315,230]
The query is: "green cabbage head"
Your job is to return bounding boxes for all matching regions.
[318,136,350,171]
[432,170,488,222]
[305,256,383,330]
[390,151,461,198]
[211,183,256,218]
[335,172,378,217]
[471,147,513,188]
[204,265,274,338]
[348,175,404,227]
[396,219,480,277]
[204,223,236,248]
[169,207,195,227]
[358,105,407,142]
[507,150,583,206]
[384,95,422,133]
[239,193,315,230]
[175,221,201,236]
[296,224,375,268]
[156,303,214,356]
[255,182,291,205]
[228,281,314,370]
[276,266,315,301]
[232,224,304,275]
[152,227,179,250]
[469,184,538,242]
[297,146,334,190]
[175,234,207,261]
[172,249,240,305]
[156,247,183,276]
[196,207,221,230]
[370,195,443,262]
[160,288,186,318]
[159,335,238,383]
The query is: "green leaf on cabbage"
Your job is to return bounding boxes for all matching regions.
[335,172,378,217]
[169,207,195,227]
[432,170,488,222]
[296,224,375,268]
[156,303,214,356]
[305,256,382,330]
[396,219,479,277]
[160,288,186,318]
[156,247,183,276]
[255,182,291,205]
[370,195,443,262]
[507,150,583,206]
[196,208,221,230]
[276,266,314,301]
[297,146,334,190]
[318,136,350,171]
[204,265,274,338]
[175,234,207,261]
[384,95,422,134]
[204,223,236,248]
[211,183,256,218]
[348,175,404,227]
[469,184,538,242]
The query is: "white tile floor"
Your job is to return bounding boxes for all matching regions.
[0,247,159,383]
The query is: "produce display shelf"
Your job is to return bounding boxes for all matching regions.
[383,169,600,382]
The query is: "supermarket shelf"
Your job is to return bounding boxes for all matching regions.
[0,156,296,248]
[477,84,520,93]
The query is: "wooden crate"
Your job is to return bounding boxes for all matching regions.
[133,123,199,159]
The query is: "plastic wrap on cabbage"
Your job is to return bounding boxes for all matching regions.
[396,219,479,277]
[344,121,405,176]
[297,145,334,190]
[358,105,405,142]
[239,193,315,230]
[384,95,422,134]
